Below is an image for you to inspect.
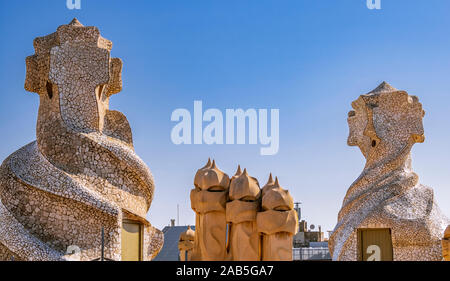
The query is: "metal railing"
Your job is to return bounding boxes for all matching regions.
[293,247,331,261]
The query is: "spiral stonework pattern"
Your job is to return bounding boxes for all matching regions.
[329,82,449,261]
[0,19,163,261]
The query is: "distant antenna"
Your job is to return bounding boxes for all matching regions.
[177,204,180,226]
[101,227,104,261]
[294,202,302,220]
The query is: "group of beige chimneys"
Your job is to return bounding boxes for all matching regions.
[178,159,299,261]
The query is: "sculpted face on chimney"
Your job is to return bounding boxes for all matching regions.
[330,82,449,261]
[0,19,162,261]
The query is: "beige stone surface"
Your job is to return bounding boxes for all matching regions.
[178,226,195,261]
[186,160,298,261]
[443,225,450,261]
[261,173,276,197]
[0,19,163,261]
[257,179,298,261]
[226,167,261,261]
[190,159,229,261]
[329,82,449,261]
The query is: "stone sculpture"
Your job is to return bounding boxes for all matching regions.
[261,173,276,197]
[443,225,450,261]
[178,226,195,261]
[190,159,230,261]
[0,19,163,261]
[257,178,298,261]
[329,82,449,261]
[185,160,298,261]
[226,167,261,261]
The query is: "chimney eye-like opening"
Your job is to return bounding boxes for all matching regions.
[208,186,225,192]
[240,196,257,202]
[371,140,377,147]
[46,81,53,99]
[274,205,291,212]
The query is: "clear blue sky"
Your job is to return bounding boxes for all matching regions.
[1,0,449,235]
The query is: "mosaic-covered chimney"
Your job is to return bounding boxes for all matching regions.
[329,82,449,261]
[0,19,163,261]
